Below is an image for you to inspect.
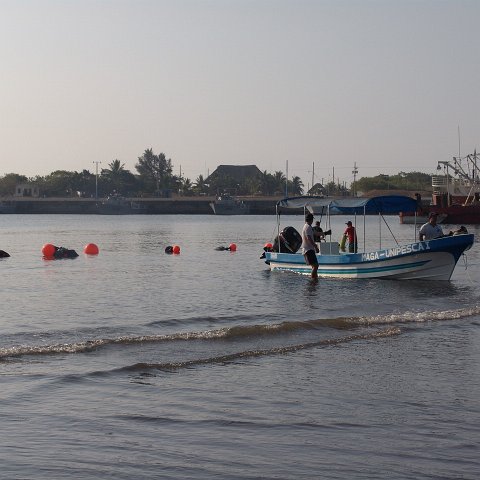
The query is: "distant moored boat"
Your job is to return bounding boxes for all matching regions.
[97,195,146,215]
[209,194,249,215]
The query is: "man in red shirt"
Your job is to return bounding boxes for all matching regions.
[343,221,358,253]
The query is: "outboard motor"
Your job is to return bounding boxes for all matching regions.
[273,226,302,254]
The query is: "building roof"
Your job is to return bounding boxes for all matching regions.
[207,165,262,182]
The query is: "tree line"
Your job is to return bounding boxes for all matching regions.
[0,149,432,198]
[353,172,432,194]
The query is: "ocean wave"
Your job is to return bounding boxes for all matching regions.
[354,305,480,326]
[0,319,351,359]
[111,327,402,374]
[146,313,286,328]
[1,306,478,360]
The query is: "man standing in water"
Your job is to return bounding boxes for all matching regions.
[301,213,319,278]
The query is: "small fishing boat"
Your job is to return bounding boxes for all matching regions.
[210,194,249,215]
[263,195,474,280]
[97,195,146,215]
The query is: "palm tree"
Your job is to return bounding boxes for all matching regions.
[194,174,209,195]
[290,176,304,195]
[273,171,286,194]
[180,178,194,196]
[259,170,275,195]
[101,159,127,194]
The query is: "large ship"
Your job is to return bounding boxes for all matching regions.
[400,151,480,224]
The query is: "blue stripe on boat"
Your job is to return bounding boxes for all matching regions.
[274,260,430,275]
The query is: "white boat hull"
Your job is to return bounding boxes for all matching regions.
[210,203,249,215]
[265,235,473,281]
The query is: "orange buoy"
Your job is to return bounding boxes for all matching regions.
[42,243,56,257]
[264,242,273,249]
[229,243,237,252]
[83,243,99,255]
[172,245,180,254]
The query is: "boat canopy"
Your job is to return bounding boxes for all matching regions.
[277,195,418,215]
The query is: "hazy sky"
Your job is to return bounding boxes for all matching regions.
[1,0,479,188]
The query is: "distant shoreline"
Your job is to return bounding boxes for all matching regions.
[0,192,420,215]
[0,196,286,215]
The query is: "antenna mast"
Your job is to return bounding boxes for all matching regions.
[285,160,288,197]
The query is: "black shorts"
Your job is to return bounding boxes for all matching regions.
[304,250,318,266]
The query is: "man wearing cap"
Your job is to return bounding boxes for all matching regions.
[419,212,444,241]
[342,221,358,253]
[301,213,319,278]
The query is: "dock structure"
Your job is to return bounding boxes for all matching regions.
[1,196,286,215]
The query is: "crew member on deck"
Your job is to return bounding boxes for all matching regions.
[313,221,325,243]
[342,221,358,253]
[448,225,468,236]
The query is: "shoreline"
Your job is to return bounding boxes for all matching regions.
[0,196,287,215]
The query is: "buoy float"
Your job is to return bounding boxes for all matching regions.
[165,246,173,254]
[172,245,180,254]
[83,243,99,255]
[264,242,273,249]
[42,243,56,257]
[229,243,237,252]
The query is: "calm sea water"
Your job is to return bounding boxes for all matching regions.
[1,214,479,479]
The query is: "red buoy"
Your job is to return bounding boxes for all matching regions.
[229,243,237,252]
[172,245,180,254]
[264,242,273,249]
[84,243,99,255]
[42,243,56,258]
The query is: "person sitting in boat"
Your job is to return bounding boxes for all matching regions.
[341,221,358,253]
[419,212,444,241]
[448,225,468,236]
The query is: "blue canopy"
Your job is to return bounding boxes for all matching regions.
[277,195,418,215]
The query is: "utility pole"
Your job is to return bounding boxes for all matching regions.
[352,162,359,197]
[93,161,102,201]
[311,161,315,194]
[285,160,288,197]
